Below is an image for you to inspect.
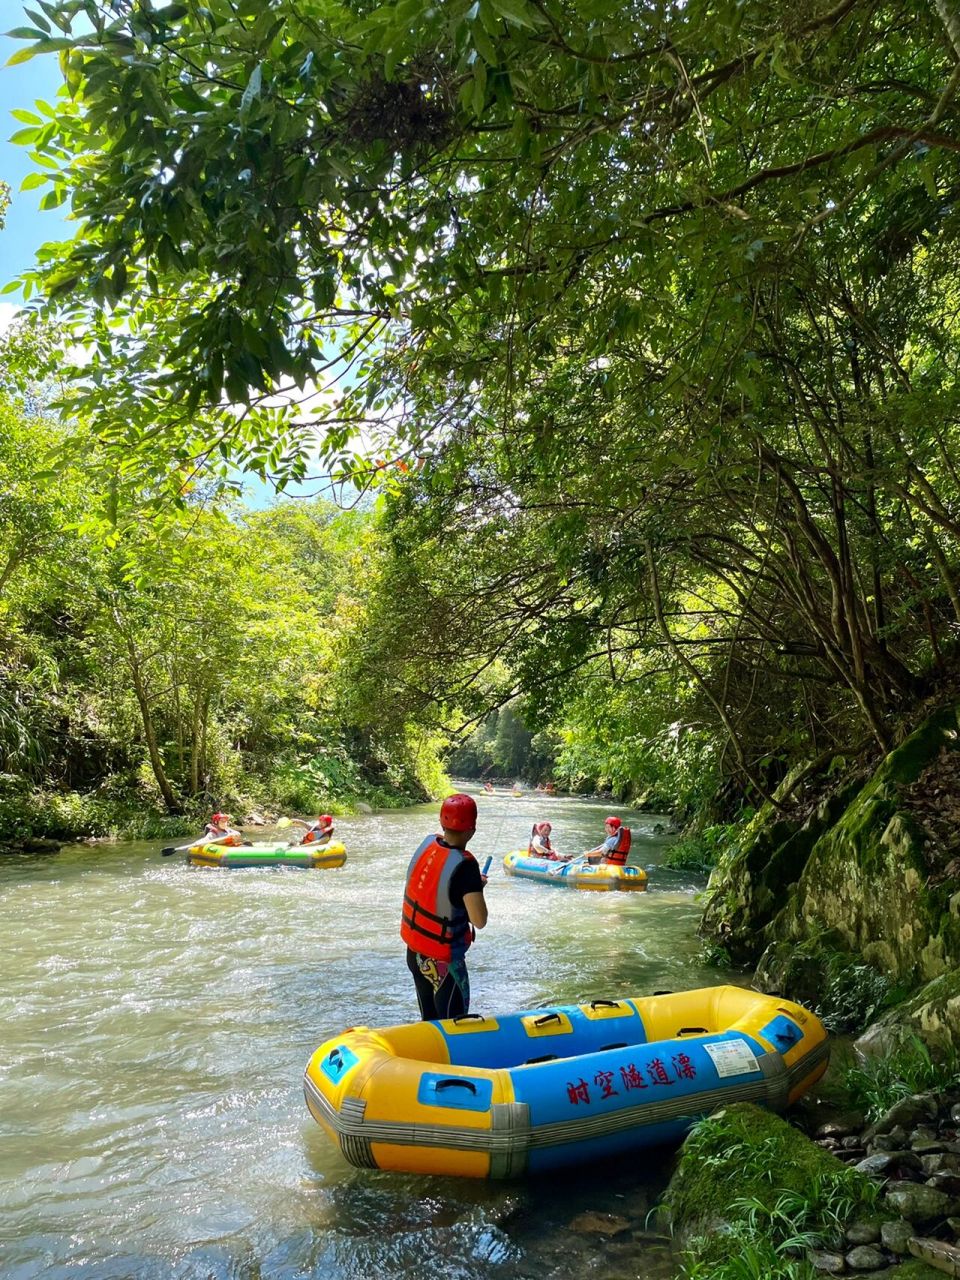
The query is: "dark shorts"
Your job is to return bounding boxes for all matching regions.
[406,948,470,1021]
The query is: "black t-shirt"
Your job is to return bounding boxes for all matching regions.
[448,853,483,909]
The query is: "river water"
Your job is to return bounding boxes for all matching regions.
[0,788,737,1280]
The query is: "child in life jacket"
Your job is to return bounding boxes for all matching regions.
[528,821,558,859]
[290,814,334,845]
[401,792,488,1021]
[201,812,243,846]
[585,816,632,865]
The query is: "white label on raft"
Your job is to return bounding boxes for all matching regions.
[704,1039,760,1078]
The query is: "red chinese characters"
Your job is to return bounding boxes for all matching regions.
[566,1078,591,1105]
[567,1054,699,1105]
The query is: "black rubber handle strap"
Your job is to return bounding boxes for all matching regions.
[533,1012,563,1027]
[327,1048,343,1065]
[436,1078,477,1094]
[590,999,622,1009]
[677,1026,708,1035]
[652,989,672,996]
[451,1013,487,1024]
[599,1042,627,1051]
[525,1053,560,1064]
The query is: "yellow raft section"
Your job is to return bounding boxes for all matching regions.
[502,849,647,891]
[187,840,347,868]
[304,985,828,1179]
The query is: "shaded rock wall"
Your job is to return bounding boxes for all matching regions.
[700,704,960,1000]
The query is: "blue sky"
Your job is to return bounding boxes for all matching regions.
[0,11,336,507]
[0,14,70,301]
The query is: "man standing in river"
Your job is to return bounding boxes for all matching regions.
[400,793,488,1020]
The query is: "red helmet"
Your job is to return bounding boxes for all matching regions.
[440,793,478,832]
[211,812,229,823]
[537,822,552,835]
[318,814,333,828]
[605,815,622,829]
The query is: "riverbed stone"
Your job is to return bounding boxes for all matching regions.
[847,1244,888,1270]
[922,1153,960,1174]
[855,1151,922,1177]
[882,1218,916,1254]
[810,1250,847,1274]
[885,1182,956,1223]
[568,1211,630,1237]
[846,1222,882,1245]
[870,1098,939,1139]
[874,1128,911,1151]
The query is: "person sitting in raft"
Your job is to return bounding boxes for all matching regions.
[528,821,559,860]
[401,792,488,1022]
[585,815,632,866]
[483,781,494,794]
[290,814,335,845]
[202,812,243,847]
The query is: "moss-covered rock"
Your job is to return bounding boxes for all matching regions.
[663,1103,883,1264]
[699,769,860,964]
[856,967,960,1057]
[662,1102,947,1277]
[756,933,900,1031]
[756,705,960,993]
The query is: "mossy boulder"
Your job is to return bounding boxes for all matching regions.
[699,769,860,964]
[662,1102,884,1265]
[663,1103,946,1277]
[757,705,960,993]
[856,967,960,1057]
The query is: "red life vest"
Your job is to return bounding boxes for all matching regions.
[604,826,632,865]
[303,825,331,844]
[528,825,554,857]
[401,837,476,961]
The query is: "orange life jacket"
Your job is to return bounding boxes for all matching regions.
[604,826,632,865]
[401,837,475,961]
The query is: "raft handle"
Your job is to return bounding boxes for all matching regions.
[435,1078,478,1095]
[652,990,673,996]
[677,1026,708,1036]
[451,1013,488,1025]
[327,1048,343,1066]
[525,1054,560,1064]
[533,1012,563,1028]
[600,1042,627,1051]
[590,999,623,1010]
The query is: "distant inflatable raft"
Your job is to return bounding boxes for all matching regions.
[502,850,647,891]
[187,841,347,869]
[304,986,829,1179]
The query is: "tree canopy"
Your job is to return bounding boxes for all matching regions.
[7,0,960,809]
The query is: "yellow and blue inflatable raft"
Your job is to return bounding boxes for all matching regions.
[303,985,828,1178]
[503,849,647,891]
[187,841,347,869]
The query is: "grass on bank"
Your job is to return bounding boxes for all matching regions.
[664,1105,882,1280]
[840,1033,960,1121]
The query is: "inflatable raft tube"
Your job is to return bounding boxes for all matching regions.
[187,841,347,869]
[304,985,828,1179]
[503,850,647,891]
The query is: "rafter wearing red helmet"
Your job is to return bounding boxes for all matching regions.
[585,815,633,866]
[401,792,488,1021]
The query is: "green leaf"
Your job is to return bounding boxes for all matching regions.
[487,0,536,28]
[11,108,42,124]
